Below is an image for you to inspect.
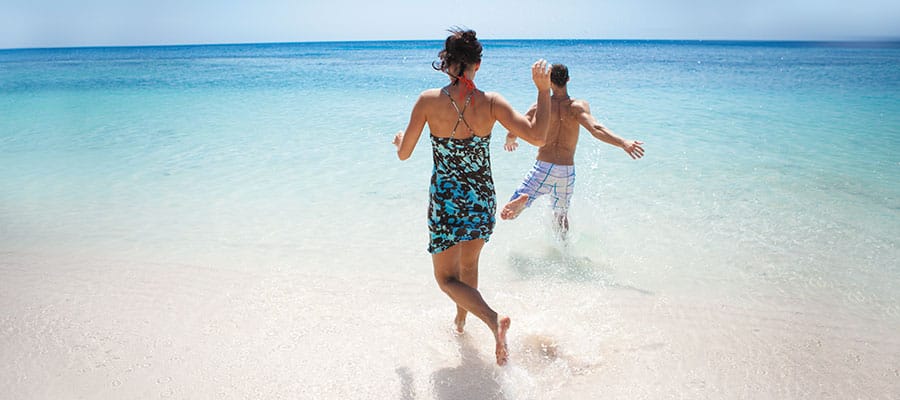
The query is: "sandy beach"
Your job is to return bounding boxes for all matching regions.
[3,248,898,399]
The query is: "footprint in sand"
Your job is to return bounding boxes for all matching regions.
[518,334,598,375]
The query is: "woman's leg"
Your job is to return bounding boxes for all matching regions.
[454,240,481,333]
[432,239,511,365]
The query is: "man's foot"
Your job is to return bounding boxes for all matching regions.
[501,195,529,220]
[495,316,511,366]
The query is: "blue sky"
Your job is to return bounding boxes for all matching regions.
[2,0,899,49]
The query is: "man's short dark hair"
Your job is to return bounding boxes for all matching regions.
[550,64,569,87]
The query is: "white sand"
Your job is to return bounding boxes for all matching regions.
[2,250,898,399]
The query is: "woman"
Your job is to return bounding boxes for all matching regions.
[392,28,552,366]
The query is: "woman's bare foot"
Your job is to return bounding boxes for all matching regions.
[495,316,511,366]
[454,313,466,334]
[501,195,529,220]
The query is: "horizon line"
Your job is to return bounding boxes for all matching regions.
[3,37,900,52]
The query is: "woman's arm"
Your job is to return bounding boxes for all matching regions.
[393,93,428,160]
[503,105,541,151]
[494,60,552,146]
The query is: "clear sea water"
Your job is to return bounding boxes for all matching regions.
[1,40,899,399]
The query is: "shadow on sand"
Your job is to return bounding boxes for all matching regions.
[395,366,416,400]
[507,246,653,295]
[431,334,507,400]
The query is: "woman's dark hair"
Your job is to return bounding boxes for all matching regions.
[432,28,483,81]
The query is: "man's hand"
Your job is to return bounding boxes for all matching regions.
[623,140,644,159]
[504,134,519,152]
[393,131,404,150]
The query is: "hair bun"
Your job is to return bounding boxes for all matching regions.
[433,27,483,75]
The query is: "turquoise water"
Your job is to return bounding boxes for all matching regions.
[2,41,899,398]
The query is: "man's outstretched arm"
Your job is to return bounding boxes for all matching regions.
[575,100,645,159]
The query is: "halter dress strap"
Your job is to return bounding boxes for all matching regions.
[441,87,476,139]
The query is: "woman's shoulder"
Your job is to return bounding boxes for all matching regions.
[415,88,445,102]
[481,90,508,104]
[416,87,439,95]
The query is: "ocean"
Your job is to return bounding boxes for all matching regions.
[1,40,898,399]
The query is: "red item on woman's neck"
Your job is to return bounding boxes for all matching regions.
[456,73,476,103]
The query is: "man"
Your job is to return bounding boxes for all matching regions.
[501,64,644,237]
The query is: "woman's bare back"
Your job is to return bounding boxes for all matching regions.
[423,87,496,139]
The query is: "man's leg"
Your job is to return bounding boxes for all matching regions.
[554,210,569,240]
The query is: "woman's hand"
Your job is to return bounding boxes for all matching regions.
[532,59,551,92]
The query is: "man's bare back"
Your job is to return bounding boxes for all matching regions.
[532,96,587,166]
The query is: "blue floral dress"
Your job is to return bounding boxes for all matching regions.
[426,88,496,254]
[428,136,497,254]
